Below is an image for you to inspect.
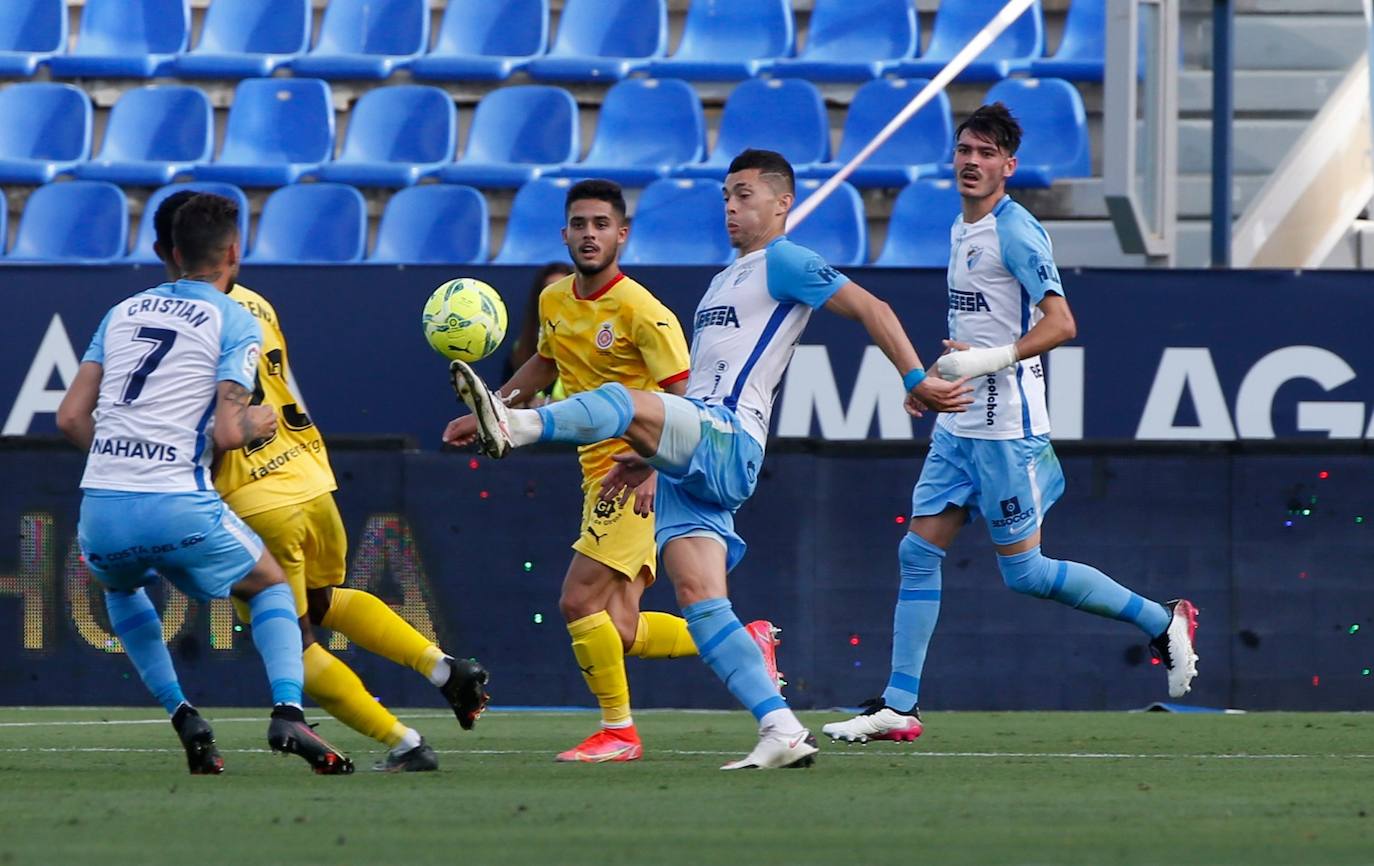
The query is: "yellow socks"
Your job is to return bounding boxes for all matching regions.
[628,612,698,659]
[321,588,446,682]
[302,642,410,748]
[568,611,632,727]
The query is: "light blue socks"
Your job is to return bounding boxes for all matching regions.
[997,546,1170,637]
[105,588,187,714]
[684,598,788,723]
[248,583,304,706]
[534,382,634,444]
[882,533,944,713]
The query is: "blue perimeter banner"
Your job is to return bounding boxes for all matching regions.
[2,264,1373,444]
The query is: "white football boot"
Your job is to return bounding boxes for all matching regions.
[1150,599,1200,698]
[449,359,513,458]
[720,728,818,770]
[821,699,923,743]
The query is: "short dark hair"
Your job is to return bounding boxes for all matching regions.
[172,193,240,271]
[955,102,1022,156]
[565,179,627,221]
[726,148,795,193]
[152,190,201,260]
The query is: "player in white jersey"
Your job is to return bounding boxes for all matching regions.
[447,149,973,769]
[822,104,1200,746]
[56,194,352,775]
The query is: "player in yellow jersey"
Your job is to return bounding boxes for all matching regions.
[444,180,780,762]
[152,191,490,772]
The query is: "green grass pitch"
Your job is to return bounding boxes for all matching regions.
[0,708,1369,865]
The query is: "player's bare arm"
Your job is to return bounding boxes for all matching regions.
[55,361,103,451]
[937,293,1076,379]
[214,380,277,450]
[443,352,558,446]
[822,281,973,414]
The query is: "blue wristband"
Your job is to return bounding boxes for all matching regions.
[903,367,926,391]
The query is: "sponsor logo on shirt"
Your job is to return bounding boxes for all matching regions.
[1028,252,1061,287]
[695,306,741,329]
[949,290,992,313]
[804,257,842,284]
[985,374,998,426]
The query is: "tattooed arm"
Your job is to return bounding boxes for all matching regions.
[214,380,277,451]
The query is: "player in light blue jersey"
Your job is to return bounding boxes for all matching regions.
[447,149,973,769]
[56,194,352,775]
[822,104,1200,745]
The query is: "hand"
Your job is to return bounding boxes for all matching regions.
[942,339,972,353]
[913,375,974,413]
[443,414,478,447]
[245,405,277,440]
[599,453,654,506]
[630,471,658,517]
[904,392,929,418]
[934,342,1018,381]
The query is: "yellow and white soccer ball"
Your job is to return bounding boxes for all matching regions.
[421,278,508,362]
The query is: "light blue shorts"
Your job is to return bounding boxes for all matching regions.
[650,396,764,572]
[78,490,265,600]
[910,425,1065,546]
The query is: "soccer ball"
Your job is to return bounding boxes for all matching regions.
[421,278,508,362]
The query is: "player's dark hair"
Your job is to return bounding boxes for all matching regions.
[566,179,627,222]
[956,102,1022,156]
[152,189,201,261]
[172,193,240,272]
[726,148,795,194]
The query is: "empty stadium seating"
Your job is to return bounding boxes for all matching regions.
[409,0,547,82]
[370,184,488,264]
[312,84,456,188]
[173,0,311,79]
[0,83,91,184]
[790,180,868,267]
[8,180,127,261]
[493,177,575,265]
[1029,0,1107,81]
[986,78,1091,187]
[291,0,429,80]
[675,78,827,179]
[0,0,66,78]
[438,85,579,188]
[875,178,963,267]
[646,0,793,81]
[247,183,366,263]
[770,0,918,82]
[76,85,212,186]
[194,78,334,187]
[526,0,667,83]
[47,0,189,79]
[128,181,251,263]
[552,79,704,185]
[622,178,732,265]
[898,0,1044,82]
[799,78,952,188]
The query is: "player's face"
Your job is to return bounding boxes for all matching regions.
[953,129,1016,201]
[723,169,791,251]
[562,199,627,276]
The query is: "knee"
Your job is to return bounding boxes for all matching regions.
[305,587,332,626]
[558,591,597,624]
[898,533,945,586]
[997,548,1056,598]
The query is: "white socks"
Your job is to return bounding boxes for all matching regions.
[508,408,545,447]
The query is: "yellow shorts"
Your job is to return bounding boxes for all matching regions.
[571,478,657,584]
[239,492,348,617]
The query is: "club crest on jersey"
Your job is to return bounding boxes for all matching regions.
[595,322,615,350]
[732,265,756,286]
[966,244,984,270]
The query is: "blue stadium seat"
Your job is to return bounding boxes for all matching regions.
[770,0,917,82]
[0,191,6,253]
[437,86,578,188]
[0,83,90,183]
[7,181,127,261]
[312,85,455,188]
[674,79,827,180]
[1030,0,1105,81]
[526,0,666,82]
[194,78,334,187]
[0,0,66,78]
[789,180,867,267]
[47,0,188,78]
[798,79,952,188]
[493,177,574,265]
[622,178,731,265]
[128,181,250,263]
[370,185,488,264]
[173,0,311,79]
[874,178,961,268]
[409,0,547,82]
[896,0,1043,82]
[75,86,212,186]
[550,79,703,185]
[291,0,428,80]
[645,0,793,81]
[247,183,367,263]
[986,78,1090,187]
